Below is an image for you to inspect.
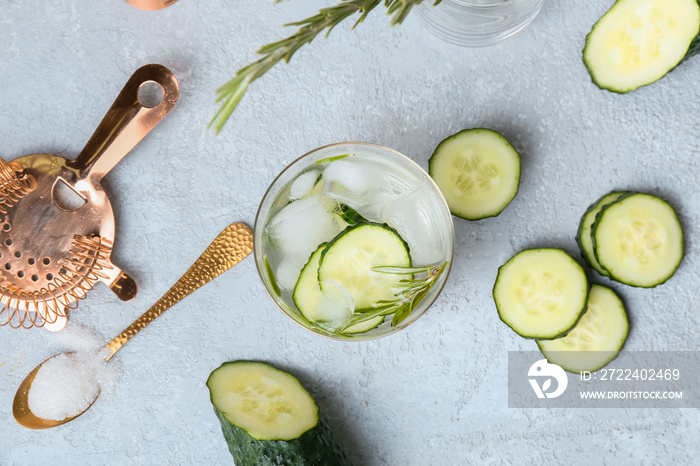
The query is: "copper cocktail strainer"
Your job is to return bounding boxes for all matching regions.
[0,64,179,331]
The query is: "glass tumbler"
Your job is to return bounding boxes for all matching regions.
[415,0,545,47]
[254,143,455,341]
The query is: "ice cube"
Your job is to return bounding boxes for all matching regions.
[322,158,395,207]
[267,195,340,250]
[266,195,345,290]
[322,158,401,221]
[312,280,355,332]
[322,158,384,195]
[326,191,390,221]
[381,186,447,265]
[318,280,355,322]
[275,259,300,291]
[288,169,320,200]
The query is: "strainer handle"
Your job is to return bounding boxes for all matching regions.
[104,223,253,360]
[70,64,179,184]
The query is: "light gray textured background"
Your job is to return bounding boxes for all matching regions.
[1,1,699,465]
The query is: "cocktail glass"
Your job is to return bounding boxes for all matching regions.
[254,142,455,340]
[415,0,545,47]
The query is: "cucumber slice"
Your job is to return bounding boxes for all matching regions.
[493,248,589,339]
[538,284,629,373]
[207,361,350,465]
[429,128,521,220]
[294,243,331,321]
[263,254,281,297]
[593,193,684,287]
[318,223,411,311]
[293,244,383,333]
[583,0,700,93]
[576,191,631,277]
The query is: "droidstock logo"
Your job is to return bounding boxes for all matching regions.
[528,359,568,399]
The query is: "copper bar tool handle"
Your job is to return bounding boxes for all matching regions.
[70,64,179,184]
[105,223,253,360]
[125,0,178,10]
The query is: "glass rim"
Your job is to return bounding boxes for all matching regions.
[437,0,530,8]
[253,141,456,341]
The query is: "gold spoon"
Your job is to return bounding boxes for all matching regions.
[13,222,254,429]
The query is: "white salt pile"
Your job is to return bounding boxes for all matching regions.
[27,323,120,421]
[28,350,107,420]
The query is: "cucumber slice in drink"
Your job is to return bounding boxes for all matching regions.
[207,361,351,465]
[576,191,631,277]
[293,244,383,333]
[293,243,333,320]
[429,128,521,220]
[493,249,589,339]
[538,284,629,373]
[593,193,684,287]
[318,223,411,311]
[583,0,700,93]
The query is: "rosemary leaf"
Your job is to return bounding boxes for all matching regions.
[210,0,441,134]
[372,265,428,274]
[336,261,448,334]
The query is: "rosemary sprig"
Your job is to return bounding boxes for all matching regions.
[210,0,441,134]
[334,261,448,334]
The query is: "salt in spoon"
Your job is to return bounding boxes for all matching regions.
[13,222,253,429]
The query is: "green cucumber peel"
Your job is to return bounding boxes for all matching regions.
[575,190,632,276]
[315,154,351,164]
[264,254,281,297]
